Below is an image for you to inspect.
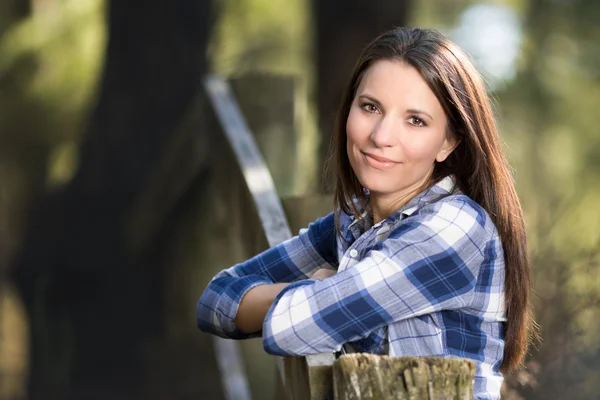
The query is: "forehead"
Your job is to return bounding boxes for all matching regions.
[357,59,443,112]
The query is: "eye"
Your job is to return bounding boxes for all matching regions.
[360,102,380,114]
[408,116,427,127]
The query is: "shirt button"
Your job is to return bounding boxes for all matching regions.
[349,249,358,258]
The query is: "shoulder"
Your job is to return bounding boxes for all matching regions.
[394,194,497,248]
[423,194,495,231]
[295,211,338,263]
[307,211,335,228]
[297,212,336,244]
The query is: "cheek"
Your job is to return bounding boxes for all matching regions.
[346,114,367,173]
[346,134,360,173]
[346,110,361,161]
[346,107,370,146]
[401,134,445,163]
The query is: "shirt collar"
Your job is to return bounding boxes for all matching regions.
[396,175,457,218]
[342,175,458,237]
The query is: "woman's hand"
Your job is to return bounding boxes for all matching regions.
[310,268,337,280]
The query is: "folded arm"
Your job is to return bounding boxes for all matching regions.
[196,212,338,339]
[262,199,494,356]
[233,267,338,333]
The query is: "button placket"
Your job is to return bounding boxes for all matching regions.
[346,227,378,262]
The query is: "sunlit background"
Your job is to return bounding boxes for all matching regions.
[1,0,599,399]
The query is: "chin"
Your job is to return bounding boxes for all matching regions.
[357,174,398,194]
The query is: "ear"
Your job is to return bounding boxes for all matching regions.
[436,135,460,163]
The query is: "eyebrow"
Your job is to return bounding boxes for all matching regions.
[406,109,434,121]
[357,94,434,121]
[357,94,383,108]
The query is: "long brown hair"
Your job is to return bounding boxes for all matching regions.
[331,27,534,372]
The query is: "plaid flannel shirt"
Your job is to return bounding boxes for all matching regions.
[197,176,506,399]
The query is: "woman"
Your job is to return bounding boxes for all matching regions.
[197,27,533,399]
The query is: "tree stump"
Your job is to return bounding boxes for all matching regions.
[333,354,475,400]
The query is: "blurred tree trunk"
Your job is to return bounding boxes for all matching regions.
[312,0,410,191]
[11,1,215,399]
[0,0,31,37]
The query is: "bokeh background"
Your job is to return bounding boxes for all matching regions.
[1,0,599,399]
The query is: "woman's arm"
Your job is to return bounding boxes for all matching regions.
[262,198,500,356]
[234,283,290,333]
[197,212,338,339]
[234,268,338,333]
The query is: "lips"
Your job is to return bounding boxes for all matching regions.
[364,152,398,163]
[362,151,400,170]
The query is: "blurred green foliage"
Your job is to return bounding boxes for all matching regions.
[210,0,310,75]
[210,0,319,194]
[0,0,105,256]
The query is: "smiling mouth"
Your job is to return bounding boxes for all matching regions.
[362,152,400,169]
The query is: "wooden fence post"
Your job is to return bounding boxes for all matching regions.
[334,354,475,400]
[284,354,475,400]
[229,74,298,196]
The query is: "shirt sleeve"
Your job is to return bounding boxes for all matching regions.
[262,198,495,356]
[196,212,338,339]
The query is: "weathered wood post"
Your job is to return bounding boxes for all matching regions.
[285,353,475,400]
[334,354,475,400]
[229,74,298,196]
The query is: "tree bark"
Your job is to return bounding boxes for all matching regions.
[11,1,214,399]
[312,0,410,191]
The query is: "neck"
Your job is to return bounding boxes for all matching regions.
[369,172,433,224]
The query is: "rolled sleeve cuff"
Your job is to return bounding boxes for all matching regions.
[262,280,315,355]
[198,274,273,340]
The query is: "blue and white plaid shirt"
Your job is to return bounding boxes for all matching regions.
[197,176,506,399]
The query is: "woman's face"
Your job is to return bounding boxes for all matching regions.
[346,59,456,201]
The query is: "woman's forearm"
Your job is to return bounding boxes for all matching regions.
[234,283,291,334]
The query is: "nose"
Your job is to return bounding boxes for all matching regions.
[370,116,397,148]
